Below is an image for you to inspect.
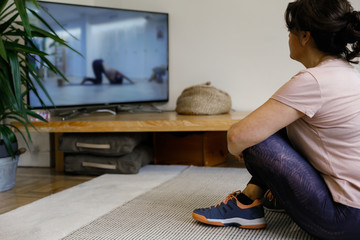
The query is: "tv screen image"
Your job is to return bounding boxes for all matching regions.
[27,1,169,109]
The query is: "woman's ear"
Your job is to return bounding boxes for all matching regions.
[300,31,311,46]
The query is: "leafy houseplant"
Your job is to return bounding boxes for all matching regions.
[0,0,73,190]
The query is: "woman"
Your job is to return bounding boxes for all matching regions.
[81,59,134,85]
[192,0,360,239]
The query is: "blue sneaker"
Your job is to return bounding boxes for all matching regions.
[192,191,267,229]
[262,190,286,213]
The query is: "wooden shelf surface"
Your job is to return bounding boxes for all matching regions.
[15,111,249,133]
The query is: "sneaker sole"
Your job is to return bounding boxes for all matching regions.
[192,212,267,229]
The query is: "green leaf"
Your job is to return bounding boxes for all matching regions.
[23,60,55,107]
[0,10,18,33]
[7,51,22,109]
[29,0,39,9]
[4,40,47,56]
[0,2,15,23]
[0,0,9,14]
[14,0,32,37]
[0,34,8,60]
[6,119,32,151]
[8,123,30,150]
[0,0,80,157]
[29,26,82,56]
[27,8,59,37]
[0,125,16,158]
[35,4,78,41]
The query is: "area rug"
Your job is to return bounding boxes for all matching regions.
[63,166,314,240]
[0,165,188,240]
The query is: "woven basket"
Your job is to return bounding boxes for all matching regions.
[176,82,232,115]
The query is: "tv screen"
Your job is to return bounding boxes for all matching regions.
[27,1,169,109]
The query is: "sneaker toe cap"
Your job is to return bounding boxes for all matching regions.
[193,208,212,218]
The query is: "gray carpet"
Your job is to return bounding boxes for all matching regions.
[63,166,314,239]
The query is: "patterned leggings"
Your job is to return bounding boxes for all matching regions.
[243,131,360,240]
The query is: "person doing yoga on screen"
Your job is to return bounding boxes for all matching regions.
[81,59,134,85]
[192,0,360,239]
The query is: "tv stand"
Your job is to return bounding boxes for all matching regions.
[12,111,249,171]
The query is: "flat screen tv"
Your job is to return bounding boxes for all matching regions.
[27,1,169,110]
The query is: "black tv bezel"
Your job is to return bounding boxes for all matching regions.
[27,0,169,110]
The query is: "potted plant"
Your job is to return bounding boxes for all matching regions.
[0,0,74,191]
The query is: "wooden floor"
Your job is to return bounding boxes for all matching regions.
[0,168,95,215]
[0,157,244,215]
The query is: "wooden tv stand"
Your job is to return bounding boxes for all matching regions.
[17,111,249,171]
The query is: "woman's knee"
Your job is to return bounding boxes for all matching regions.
[243,131,293,168]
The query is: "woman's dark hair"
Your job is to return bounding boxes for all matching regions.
[285,0,360,63]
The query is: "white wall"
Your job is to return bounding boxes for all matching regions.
[42,0,360,111]
[18,0,360,166]
[17,132,51,167]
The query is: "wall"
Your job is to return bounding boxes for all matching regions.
[17,132,51,167]
[42,0,360,111]
[19,0,360,166]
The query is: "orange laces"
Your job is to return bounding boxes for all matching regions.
[214,190,241,207]
[264,190,274,201]
[264,190,279,207]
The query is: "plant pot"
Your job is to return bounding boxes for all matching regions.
[0,156,19,192]
[0,140,19,192]
[0,140,18,158]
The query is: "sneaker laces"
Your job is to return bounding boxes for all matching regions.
[213,190,241,207]
[264,190,274,201]
[264,190,279,207]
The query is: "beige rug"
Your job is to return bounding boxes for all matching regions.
[63,166,314,239]
[0,165,187,240]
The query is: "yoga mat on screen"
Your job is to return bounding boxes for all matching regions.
[63,166,314,240]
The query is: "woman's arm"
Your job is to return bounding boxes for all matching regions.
[227,98,304,157]
[116,71,135,84]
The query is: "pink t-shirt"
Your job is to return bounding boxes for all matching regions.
[272,58,360,209]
